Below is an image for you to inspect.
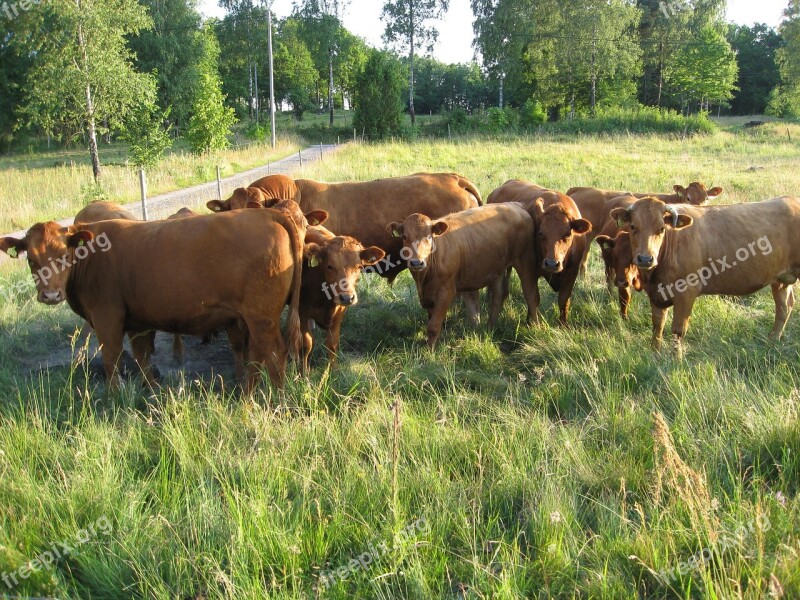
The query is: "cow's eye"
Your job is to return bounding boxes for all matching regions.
[658,228,666,235]
[630,225,637,232]
[327,265,334,271]
[27,259,35,268]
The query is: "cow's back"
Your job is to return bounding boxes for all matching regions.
[74,201,137,224]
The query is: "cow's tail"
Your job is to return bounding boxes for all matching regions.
[457,176,483,206]
[277,213,303,365]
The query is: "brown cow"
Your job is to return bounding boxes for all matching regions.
[610,196,800,358]
[567,182,724,276]
[487,180,592,325]
[387,203,539,347]
[595,231,641,319]
[294,172,482,282]
[74,201,137,224]
[0,210,304,392]
[300,226,385,371]
[207,174,299,212]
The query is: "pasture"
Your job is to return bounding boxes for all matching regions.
[1,125,800,599]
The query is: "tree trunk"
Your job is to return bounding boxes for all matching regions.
[254,63,259,124]
[329,48,335,127]
[409,2,416,125]
[590,36,597,115]
[657,42,664,108]
[499,75,504,109]
[77,0,101,182]
[248,63,254,119]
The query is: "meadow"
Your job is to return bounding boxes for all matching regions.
[0,123,799,599]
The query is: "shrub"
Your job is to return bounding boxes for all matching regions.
[353,50,404,141]
[520,100,547,129]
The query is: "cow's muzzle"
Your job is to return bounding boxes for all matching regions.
[635,254,656,270]
[542,259,562,273]
[409,259,427,271]
[336,293,356,307]
[38,289,65,305]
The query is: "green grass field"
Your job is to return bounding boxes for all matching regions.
[1,125,799,599]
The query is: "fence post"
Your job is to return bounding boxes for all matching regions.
[216,166,223,200]
[139,168,149,221]
[299,149,303,168]
[320,141,324,160]
[448,124,451,141]
[354,128,356,142]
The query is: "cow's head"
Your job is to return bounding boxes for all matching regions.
[167,207,197,220]
[595,232,641,291]
[532,198,592,273]
[208,187,271,212]
[263,198,328,234]
[305,236,385,306]
[386,213,446,272]
[610,197,693,271]
[0,222,95,305]
[674,182,723,206]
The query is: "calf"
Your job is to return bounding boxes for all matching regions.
[0,210,304,392]
[488,180,592,325]
[300,226,385,371]
[387,204,540,347]
[594,231,641,319]
[610,196,800,358]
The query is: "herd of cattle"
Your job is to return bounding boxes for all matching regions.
[1,171,798,392]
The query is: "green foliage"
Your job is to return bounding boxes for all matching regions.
[119,84,173,168]
[274,18,319,120]
[771,1,800,118]
[354,51,405,140]
[727,24,782,115]
[520,99,547,128]
[186,28,237,155]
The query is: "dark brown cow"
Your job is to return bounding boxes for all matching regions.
[295,172,482,282]
[300,226,385,371]
[207,174,300,212]
[610,196,800,358]
[74,201,137,224]
[595,231,641,319]
[0,210,304,391]
[567,182,724,275]
[487,180,592,325]
[387,204,539,347]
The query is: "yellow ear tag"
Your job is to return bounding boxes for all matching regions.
[8,247,17,258]
[78,240,85,247]
[616,218,626,228]
[309,256,320,268]
[392,230,401,238]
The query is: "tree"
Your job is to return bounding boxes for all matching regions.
[129,0,204,129]
[354,50,404,139]
[666,25,738,113]
[727,24,782,115]
[119,83,173,168]
[274,18,319,119]
[186,27,237,154]
[19,0,153,181]
[770,0,800,117]
[382,0,449,125]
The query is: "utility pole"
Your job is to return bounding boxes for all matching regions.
[267,1,277,149]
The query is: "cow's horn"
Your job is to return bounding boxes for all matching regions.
[665,205,679,227]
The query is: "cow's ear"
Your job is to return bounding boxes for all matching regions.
[360,246,385,266]
[67,230,94,248]
[305,210,328,226]
[570,219,592,234]
[707,186,723,200]
[304,242,323,268]
[595,235,615,251]
[610,207,632,227]
[532,198,545,219]
[207,200,226,212]
[387,222,403,238]
[0,236,26,258]
[673,185,687,200]
[664,213,693,229]
[431,221,448,236]
[245,201,263,209]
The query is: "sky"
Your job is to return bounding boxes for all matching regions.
[198,0,788,65]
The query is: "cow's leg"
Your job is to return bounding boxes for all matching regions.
[556,277,578,326]
[129,330,157,387]
[578,241,592,279]
[769,282,795,340]
[502,267,512,303]
[462,291,481,327]
[488,276,505,328]
[226,323,247,384]
[670,297,696,360]
[92,314,126,390]
[324,309,346,368]
[244,316,287,391]
[619,286,632,320]
[300,319,314,375]
[651,305,668,350]
[172,334,185,366]
[426,287,457,348]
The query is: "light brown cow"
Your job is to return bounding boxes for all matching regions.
[0,210,304,392]
[387,203,539,347]
[487,180,592,325]
[567,182,724,276]
[300,226,385,371]
[610,196,800,358]
[74,201,138,224]
[207,174,300,212]
[295,172,482,283]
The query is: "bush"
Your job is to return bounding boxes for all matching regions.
[543,106,716,136]
[486,107,509,133]
[446,108,469,133]
[520,100,547,128]
[353,50,404,141]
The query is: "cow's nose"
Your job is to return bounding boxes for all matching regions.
[409,259,426,270]
[339,293,354,306]
[40,290,62,304]
[543,259,561,272]
[636,254,655,268]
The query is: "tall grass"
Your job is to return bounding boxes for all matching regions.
[0,127,799,598]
